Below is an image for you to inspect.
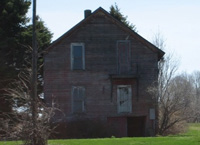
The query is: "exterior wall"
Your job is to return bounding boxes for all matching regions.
[44,12,159,137]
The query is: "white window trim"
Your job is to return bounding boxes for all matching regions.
[70,43,85,70]
[117,85,132,113]
[71,86,85,113]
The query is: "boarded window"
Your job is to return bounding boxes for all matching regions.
[117,41,130,74]
[117,85,132,113]
[71,43,85,70]
[72,86,85,113]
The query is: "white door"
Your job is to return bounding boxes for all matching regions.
[117,85,132,113]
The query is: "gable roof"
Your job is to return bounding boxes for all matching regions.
[45,7,164,60]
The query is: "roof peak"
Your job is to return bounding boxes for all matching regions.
[45,6,164,59]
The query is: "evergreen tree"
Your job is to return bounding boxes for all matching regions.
[109,3,137,31]
[0,0,52,117]
[0,0,31,116]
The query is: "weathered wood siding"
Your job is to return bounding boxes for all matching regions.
[44,12,159,137]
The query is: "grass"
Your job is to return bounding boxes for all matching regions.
[1,123,200,145]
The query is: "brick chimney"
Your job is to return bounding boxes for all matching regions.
[84,9,91,18]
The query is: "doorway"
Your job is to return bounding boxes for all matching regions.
[127,116,146,137]
[117,85,132,113]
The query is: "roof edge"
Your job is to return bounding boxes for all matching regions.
[44,7,165,60]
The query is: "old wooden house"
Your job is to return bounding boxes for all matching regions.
[44,7,164,138]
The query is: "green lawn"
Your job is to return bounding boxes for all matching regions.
[1,123,200,145]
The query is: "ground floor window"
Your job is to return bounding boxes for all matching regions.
[72,86,85,113]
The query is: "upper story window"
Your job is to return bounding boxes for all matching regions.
[71,43,85,70]
[117,41,130,74]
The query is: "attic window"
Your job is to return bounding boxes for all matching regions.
[71,43,85,70]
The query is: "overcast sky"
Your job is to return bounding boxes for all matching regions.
[29,0,200,74]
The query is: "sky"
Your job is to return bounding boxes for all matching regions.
[28,0,200,74]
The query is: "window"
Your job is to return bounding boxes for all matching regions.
[117,41,130,74]
[117,85,132,113]
[72,86,85,113]
[149,108,155,120]
[71,43,85,70]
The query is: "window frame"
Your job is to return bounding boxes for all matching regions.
[117,85,132,113]
[72,86,85,113]
[70,43,85,70]
[149,108,155,120]
[116,40,131,74]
